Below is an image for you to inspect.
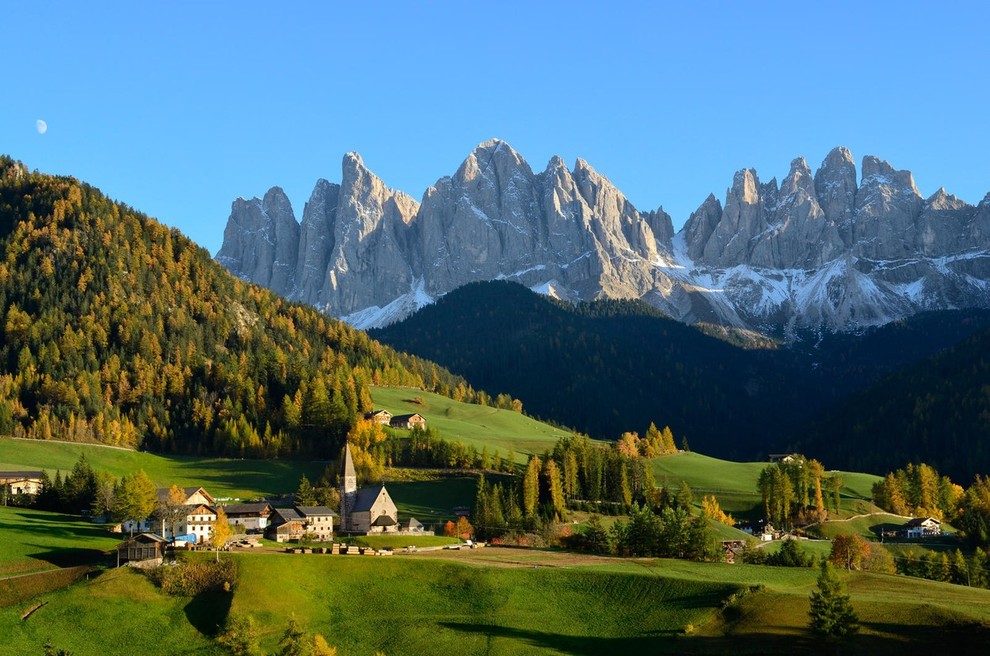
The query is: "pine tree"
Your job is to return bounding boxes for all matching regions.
[809,561,859,641]
[295,475,317,506]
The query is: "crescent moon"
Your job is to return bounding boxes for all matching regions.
[36,120,48,135]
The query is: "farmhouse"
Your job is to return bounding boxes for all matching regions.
[904,517,941,539]
[736,519,775,541]
[389,413,426,430]
[364,409,392,425]
[117,533,168,567]
[121,486,218,543]
[339,442,399,534]
[265,505,335,543]
[223,502,273,532]
[0,470,44,496]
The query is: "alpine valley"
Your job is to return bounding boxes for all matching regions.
[217,139,990,338]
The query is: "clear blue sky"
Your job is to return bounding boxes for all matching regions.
[3,1,989,254]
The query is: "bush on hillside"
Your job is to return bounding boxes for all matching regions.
[148,558,236,596]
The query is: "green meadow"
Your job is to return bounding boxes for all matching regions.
[5,548,990,655]
[370,386,573,462]
[0,437,324,500]
[652,451,883,519]
[0,507,119,577]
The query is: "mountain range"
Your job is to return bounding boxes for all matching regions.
[217,140,990,337]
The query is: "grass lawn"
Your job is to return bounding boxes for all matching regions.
[370,387,574,463]
[0,437,325,499]
[386,476,478,525]
[0,506,119,577]
[349,535,462,550]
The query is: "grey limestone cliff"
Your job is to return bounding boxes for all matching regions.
[217,140,990,337]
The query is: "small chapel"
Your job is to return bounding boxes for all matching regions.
[339,442,399,534]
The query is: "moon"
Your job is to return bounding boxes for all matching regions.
[36,119,47,135]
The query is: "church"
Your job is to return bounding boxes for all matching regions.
[339,442,399,534]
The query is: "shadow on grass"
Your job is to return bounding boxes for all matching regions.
[27,545,111,568]
[440,620,990,655]
[184,590,232,638]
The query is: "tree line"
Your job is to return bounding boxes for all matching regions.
[756,455,840,529]
[871,462,990,547]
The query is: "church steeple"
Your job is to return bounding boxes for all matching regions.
[340,442,358,531]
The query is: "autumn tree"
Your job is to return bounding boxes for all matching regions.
[156,484,188,538]
[700,495,734,526]
[543,459,566,519]
[829,534,871,571]
[113,469,156,532]
[211,506,233,562]
[217,614,263,656]
[522,456,541,517]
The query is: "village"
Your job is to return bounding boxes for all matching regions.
[111,436,488,567]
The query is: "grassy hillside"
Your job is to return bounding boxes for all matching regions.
[5,549,990,655]
[0,437,324,499]
[651,452,882,519]
[0,506,119,577]
[370,386,573,463]
[1,566,224,655]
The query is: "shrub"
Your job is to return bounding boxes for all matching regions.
[149,559,236,596]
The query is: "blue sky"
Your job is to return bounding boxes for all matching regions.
[3,1,989,253]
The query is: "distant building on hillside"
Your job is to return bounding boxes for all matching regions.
[904,517,941,539]
[736,519,775,541]
[364,409,392,425]
[0,471,44,496]
[389,413,426,430]
[339,442,399,534]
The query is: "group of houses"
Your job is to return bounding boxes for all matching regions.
[364,409,426,430]
[112,442,430,565]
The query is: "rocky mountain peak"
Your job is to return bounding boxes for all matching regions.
[814,147,858,225]
[926,187,968,211]
[861,155,921,197]
[218,142,990,336]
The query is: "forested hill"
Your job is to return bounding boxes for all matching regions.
[0,156,468,458]
[795,326,990,482]
[371,280,990,479]
[372,280,803,458]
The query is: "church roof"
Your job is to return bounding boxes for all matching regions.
[372,515,397,527]
[351,484,391,512]
[343,442,356,480]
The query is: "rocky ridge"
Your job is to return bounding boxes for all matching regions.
[216,140,990,337]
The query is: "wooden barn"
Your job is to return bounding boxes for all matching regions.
[117,533,169,568]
